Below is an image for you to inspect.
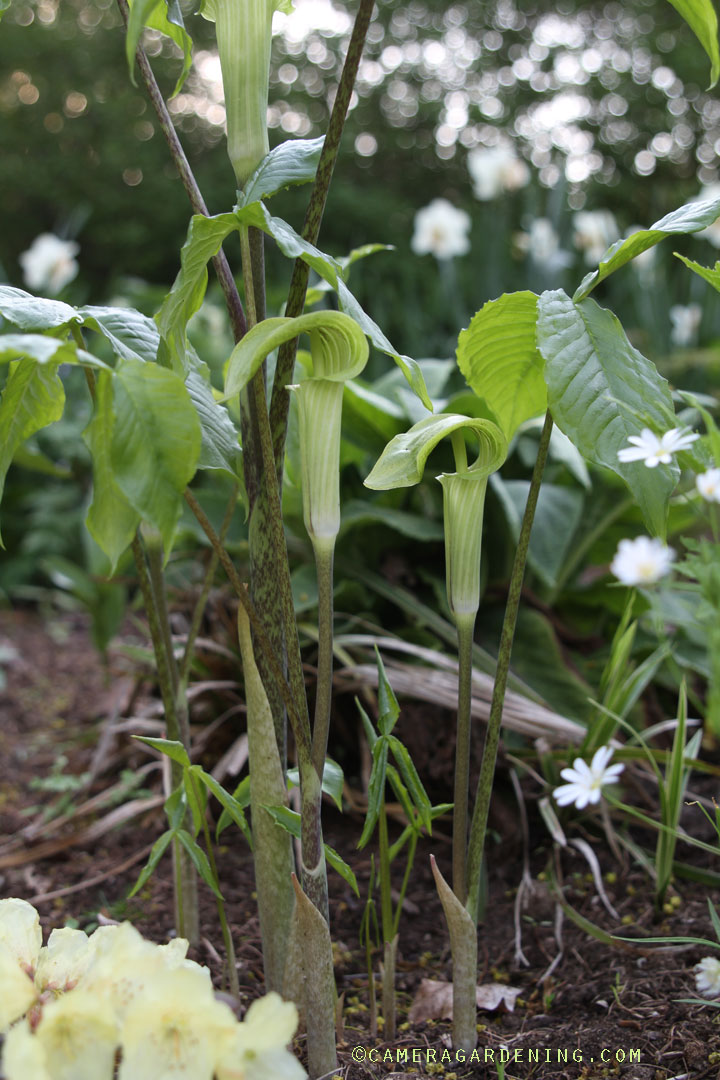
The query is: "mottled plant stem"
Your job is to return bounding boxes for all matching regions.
[465,410,554,923]
[115,0,247,341]
[178,485,238,691]
[269,0,376,472]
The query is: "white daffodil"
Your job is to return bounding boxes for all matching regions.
[695,956,720,997]
[216,992,306,1080]
[697,468,720,503]
[18,234,79,295]
[467,143,529,201]
[119,966,238,1080]
[553,746,624,810]
[572,209,619,265]
[610,536,675,586]
[617,427,699,468]
[515,218,572,273]
[670,303,702,347]
[411,198,471,260]
[32,989,119,1080]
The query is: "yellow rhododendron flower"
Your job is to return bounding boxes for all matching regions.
[0,898,42,973]
[35,927,95,993]
[2,1018,52,1080]
[216,992,306,1080]
[78,922,192,1021]
[32,989,119,1080]
[118,966,238,1080]
[0,899,42,1031]
[0,944,37,1031]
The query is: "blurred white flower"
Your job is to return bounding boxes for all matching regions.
[573,209,619,265]
[554,746,624,809]
[411,198,471,260]
[515,218,572,273]
[33,990,118,1080]
[0,899,42,1031]
[467,143,529,201]
[694,183,720,248]
[670,303,702,346]
[617,427,699,468]
[610,536,675,586]
[18,234,79,295]
[697,468,720,503]
[695,956,720,997]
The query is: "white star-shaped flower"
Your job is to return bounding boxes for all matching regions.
[554,746,624,810]
[695,956,720,997]
[617,427,699,468]
[696,468,720,504]
[610,536,675,586]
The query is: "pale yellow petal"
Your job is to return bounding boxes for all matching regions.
[35,989,118,1080]
[0,945,38,1032]
[0,898,42,972]
[35,928,94,992]
[2,1019,52,1080]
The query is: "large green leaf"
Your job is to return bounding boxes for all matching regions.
[126,0,193,97]
[238,137,325,206]
[365,413,507,490]
[338,500,444,541]
[0,333,106,369]
[575,194,720,300]
[0,287,78,331]
[676,253,720,292]
[83,370,141,571]
[80,306,162,365]
[0,360,65,539]
[456,291,546,440]
[185,370,242,478]
[665,0,720,87]
[538,290,677,538]
[109,358,202,549]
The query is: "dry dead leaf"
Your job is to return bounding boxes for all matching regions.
[408,977,521,1024]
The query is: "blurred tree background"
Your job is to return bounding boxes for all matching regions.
[2,0,720,360]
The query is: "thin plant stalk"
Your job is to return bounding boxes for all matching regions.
[186,770,239,997]
[311,539,335,778]
[130,535,199,944]
[377,794,396,1041]
[453,614,474,903]
[466,409,554,922]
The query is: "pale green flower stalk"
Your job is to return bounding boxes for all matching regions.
[365,414,506,1053]
[201,0,293,186]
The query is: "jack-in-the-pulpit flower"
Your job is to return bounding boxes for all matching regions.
[554,746,624,809]
[695,956,720,997]
[572,209,619,265]
[697,468,720,503]
[200,0,293,185]
[19,234,79,294]
[610,536,675,586]
[670,304,702,347]
[467,143,529,201]
[411,199,471,261]
[617,427,699,468]
[216,992,306,1080]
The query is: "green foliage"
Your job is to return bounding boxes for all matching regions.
[125,0,193,98]
[665,0,720,86]
[538,289,678,538]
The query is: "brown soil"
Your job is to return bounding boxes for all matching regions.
[1,606,720,1080]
